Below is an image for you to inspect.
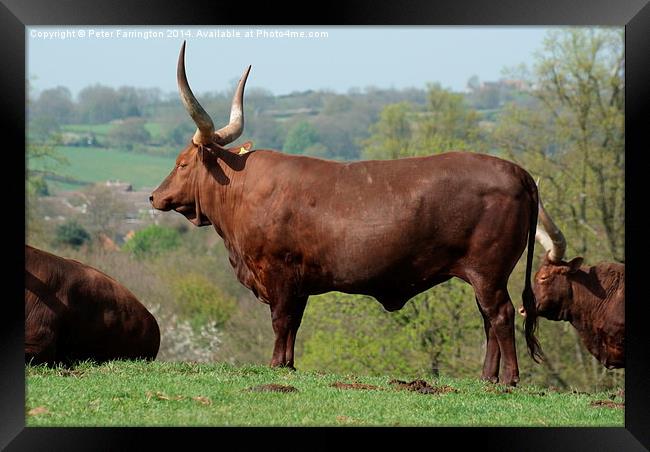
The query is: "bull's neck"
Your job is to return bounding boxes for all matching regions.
[199,152,246,241]
[567,278,610,363]
[566,270,603,335]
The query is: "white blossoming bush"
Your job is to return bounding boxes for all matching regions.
[149,304,222,362]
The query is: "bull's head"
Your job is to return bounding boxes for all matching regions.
[520,197,584,320]
[149,41,251,226]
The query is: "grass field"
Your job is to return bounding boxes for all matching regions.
[61,122,165,139]
[61,123,114,136]
[28,146,175,191]
[26,361,624,427]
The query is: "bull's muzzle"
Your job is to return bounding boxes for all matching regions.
[149,193,172,211]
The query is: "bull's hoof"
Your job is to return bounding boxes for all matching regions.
[269,362,296,371]
[481,375,499,384]
[502,376,519,387]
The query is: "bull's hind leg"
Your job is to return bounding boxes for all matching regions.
[269,296,307,370]
[476,297,500,383]
[474,283,519,386]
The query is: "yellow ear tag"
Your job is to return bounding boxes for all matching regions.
[238,147,248,155]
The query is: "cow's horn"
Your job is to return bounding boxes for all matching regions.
[177,41,215,145]
[536,197,567,263]
[213,65,251,146]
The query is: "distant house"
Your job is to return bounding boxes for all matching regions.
[500,79,531,92]
[60,132,98,147]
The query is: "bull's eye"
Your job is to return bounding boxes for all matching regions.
[178,162,188,169]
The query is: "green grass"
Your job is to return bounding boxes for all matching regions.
[144,122,164,139]
[26,361,624,427]
[28,146,175,191]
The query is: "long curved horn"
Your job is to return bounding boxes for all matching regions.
[537,197,567,262]
[177,41,215,145]
[214,65,251,146]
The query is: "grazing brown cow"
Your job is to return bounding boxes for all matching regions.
[25,245,160,365]
[521,200,625,369]
[150,42,543,385]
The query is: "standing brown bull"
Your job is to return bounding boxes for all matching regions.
[150,42,543,385]
[25,245,160,365]
[523,200,625,369]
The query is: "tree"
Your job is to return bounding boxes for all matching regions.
[170,273,237,330]
[166,121,194,147]
[26,81,69,244]
[107,118,151,151]
[362,84,483,160]
[53,220,91,249]
[361,102,414,160]
[419,83,483,152]
[116,86,143,117]
[283,120,320,155]
[30,86,75,124]
[122,224,181,259]
[29,116,61,143]
[78,85,122,123]
[81,184,129,240]
[493,28,624,263]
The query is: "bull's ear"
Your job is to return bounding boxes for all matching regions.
[197,144,214,164]
[567,257,584,273]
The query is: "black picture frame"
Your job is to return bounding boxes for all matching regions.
[4,0,649,450]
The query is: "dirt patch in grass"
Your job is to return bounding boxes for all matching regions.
[330,382,381,390]
[247,384,298,393]
[57,369,86,378]
[146,391,184,401]
[335,415,364,425]
[389,379,457,395]
[27,406,50,416]
[590,400,624,409]
[145,391,212,405]
[192,396,212,405]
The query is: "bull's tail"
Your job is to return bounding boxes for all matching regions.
[523,176,543,363]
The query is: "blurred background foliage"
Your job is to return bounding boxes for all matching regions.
[26,28,623,391]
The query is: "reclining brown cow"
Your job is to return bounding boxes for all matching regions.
[521,200,625,369]
[25,245,160,365]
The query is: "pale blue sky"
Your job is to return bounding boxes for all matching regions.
[27,26,559,98]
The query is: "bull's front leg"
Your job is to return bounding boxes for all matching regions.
[269,296,308,369]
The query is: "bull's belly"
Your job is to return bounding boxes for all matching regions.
[317,272,454,312]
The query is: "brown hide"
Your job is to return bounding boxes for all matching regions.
[533,256,624,369]
[25,245,160,365]
[152,144,540,386]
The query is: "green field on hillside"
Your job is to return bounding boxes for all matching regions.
[28,146,175,192]
[26,361,624,427]
[61,122,165,139]
[61,123,114,136]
